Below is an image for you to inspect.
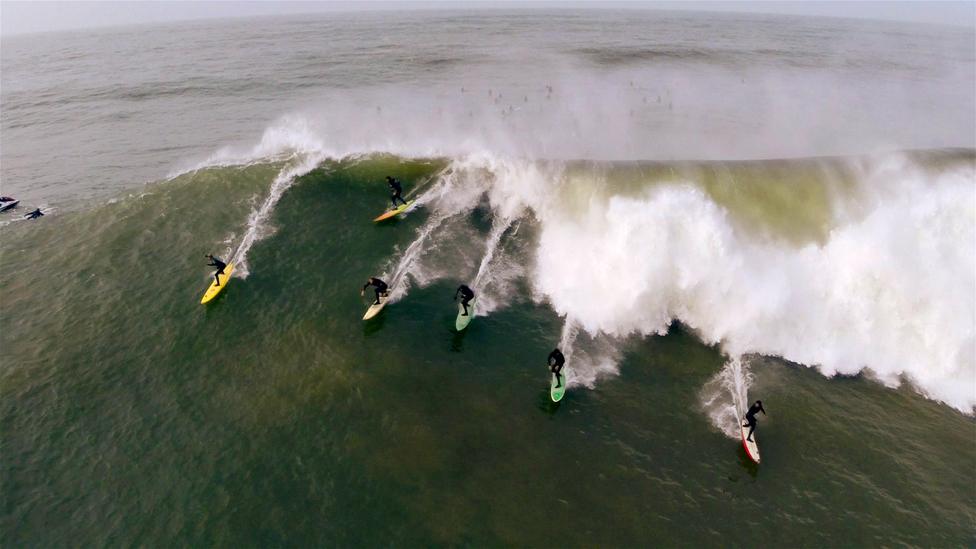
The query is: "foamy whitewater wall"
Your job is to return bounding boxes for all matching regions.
[176,103,974,415]
[379,151,975,413]
[522,155,975,412]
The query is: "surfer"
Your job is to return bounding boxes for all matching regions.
[742,400,766,442]
[386,176,408,208]
[454,284,475,316]
[361,277,389,305]
[548,348,566,388]
[205,254,227,286]
[24,208,43,220]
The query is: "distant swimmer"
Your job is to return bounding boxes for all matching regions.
[548,348,566,388]
[24,208,43,220]
[454,284,475,316]
[386,176,408,208]
[205,254,227,286]
[742,400,766,442]
[361,276,389,305]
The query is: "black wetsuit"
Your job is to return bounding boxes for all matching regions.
[455,285,475,316]
[207,256,227,286]
[24,208,43,220]
[362,277,389,305]
[743,401,766,442]
[387,177,408,208]
[548,348,566,388]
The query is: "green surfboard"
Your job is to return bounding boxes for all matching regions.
[455,299,475,331]
[550,371,566,402]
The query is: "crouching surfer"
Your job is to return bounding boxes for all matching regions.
[386,176,408,208]
[454,284,475,316]
[361,277,389,305]
[205,254,227,286]
[548,348,566,388]
[742,400,766,442]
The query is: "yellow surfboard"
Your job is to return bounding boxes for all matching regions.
[200,262,235,304]
[373,200,416,222]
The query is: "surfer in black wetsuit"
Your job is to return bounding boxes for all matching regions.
[454,284,475,316]
[548,348,566,388]
[205,254,227,286]
[386,176,408,208]
[24,208,43,220]
[742,400,766,442]
[361,277,389,305]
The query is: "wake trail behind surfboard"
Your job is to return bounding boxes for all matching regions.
[230,153,325,278]
[379,169,484,302]
[700,356,753,439]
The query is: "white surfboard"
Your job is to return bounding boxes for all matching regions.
[363,292,390,320]
[740,420,760,464]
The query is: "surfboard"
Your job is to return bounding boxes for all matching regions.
[455,299,475,331]
[740,420,761,464]
[550,371,566,402]
[373,200,416,222]
[200,262,234,304]
[363,291,391,320]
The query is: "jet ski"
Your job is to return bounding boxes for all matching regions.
[0,197,19,212]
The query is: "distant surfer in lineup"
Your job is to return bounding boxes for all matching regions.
[548,348,566,388]
[205,254,227,286]
[454,284,475,316]
[361,277,389,305]
[386,176,408,209]
[24,208,43,219]
[742,400,766,442]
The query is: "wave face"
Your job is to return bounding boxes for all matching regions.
[168,122,975,412]
[461,150,976,412]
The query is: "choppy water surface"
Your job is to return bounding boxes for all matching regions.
[1,10,974,546]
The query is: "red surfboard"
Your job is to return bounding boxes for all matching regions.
[740,420,761,464]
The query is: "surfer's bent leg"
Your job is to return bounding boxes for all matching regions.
[214,269,223,286]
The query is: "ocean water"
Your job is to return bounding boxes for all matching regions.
[1,9,974,546]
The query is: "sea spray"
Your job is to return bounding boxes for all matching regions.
[701,357,754,439]
[556,317,580,386]
[530,157,975,412]
[230,152,326,277]
[382,168,486,300]
[550,317,621,389]
[169,115,331,178]
[469,215,519,316]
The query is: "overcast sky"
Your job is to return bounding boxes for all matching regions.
[2,1,974,37]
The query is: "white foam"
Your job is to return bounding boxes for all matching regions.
[179,112,975,413]
[529,156,975,412]
[382,168,486,300]
[167,115,331,177]
[229,151,326,277]
[701,357,754,439]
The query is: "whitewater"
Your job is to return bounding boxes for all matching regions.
[172,105,975,416]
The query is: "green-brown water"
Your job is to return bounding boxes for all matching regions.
[2,10,974,546]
